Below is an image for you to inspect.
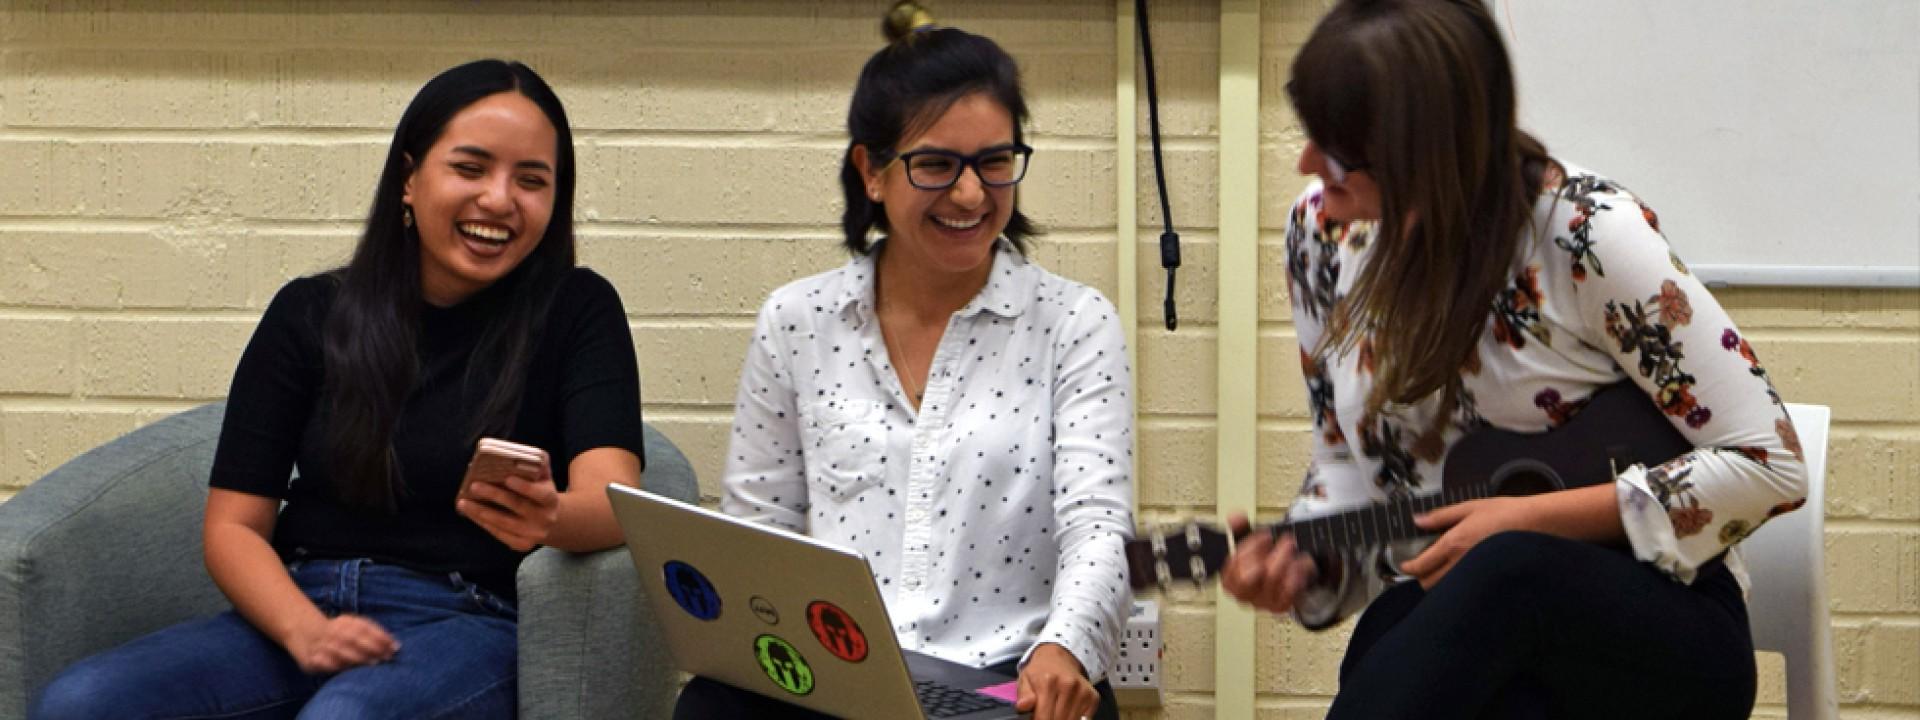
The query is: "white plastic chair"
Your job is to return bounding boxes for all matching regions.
[1741,402,1836,719]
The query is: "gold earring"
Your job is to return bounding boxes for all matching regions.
[402,206,414,228]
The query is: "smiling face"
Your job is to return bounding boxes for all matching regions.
[403,91,558,306]
[859,92,1017,280]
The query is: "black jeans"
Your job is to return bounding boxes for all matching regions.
[673,659,1121,720]
[1328,531,1756,720]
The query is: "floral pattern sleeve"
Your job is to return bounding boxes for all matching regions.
[1282,186,1387,628]
[1560,177,1809,583]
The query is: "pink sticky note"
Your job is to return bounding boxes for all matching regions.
[975,680,1021,703]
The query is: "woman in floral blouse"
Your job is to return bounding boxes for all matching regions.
[1221,1,1808,718]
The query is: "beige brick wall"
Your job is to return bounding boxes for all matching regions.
[2,1,1914,717]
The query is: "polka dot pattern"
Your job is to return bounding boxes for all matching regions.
[721,240,1135,680]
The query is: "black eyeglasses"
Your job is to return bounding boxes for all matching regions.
[877,143,1034,190]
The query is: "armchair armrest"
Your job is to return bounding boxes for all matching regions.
[517,548,677,720]
[0,403,230,717]
[517,422,699,719]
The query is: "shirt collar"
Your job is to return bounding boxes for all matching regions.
[832,237,1035,327]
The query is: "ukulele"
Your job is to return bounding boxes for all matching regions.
[1125,380,1691,591]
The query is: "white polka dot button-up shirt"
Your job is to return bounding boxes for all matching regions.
[722,239,1136,680]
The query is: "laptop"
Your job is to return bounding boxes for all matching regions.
[608,484,1021,719]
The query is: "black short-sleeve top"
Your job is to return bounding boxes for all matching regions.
[209,267,644,601]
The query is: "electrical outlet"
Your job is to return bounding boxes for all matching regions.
[1111,599,1163,707]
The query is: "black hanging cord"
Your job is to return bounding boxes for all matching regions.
[1136,0,1180,331]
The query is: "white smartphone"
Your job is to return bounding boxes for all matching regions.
[458,437,551,505]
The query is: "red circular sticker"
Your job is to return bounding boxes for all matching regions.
[806,600,869,663]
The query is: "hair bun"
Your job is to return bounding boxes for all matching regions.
[883,1,937,43]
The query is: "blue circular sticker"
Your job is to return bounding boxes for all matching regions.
[663,561,722,621]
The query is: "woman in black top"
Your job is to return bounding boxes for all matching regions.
[32,60,646,720]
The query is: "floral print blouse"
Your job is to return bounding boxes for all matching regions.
[1282,167,1809,629]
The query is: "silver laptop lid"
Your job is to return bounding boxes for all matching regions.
[608,484,929,718]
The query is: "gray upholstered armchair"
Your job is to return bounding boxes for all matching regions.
[0,403,690,719]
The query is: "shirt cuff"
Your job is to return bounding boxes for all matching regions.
[1017,623,1106,682]
[1289,549,1356,631]
[1615,465,1699,584]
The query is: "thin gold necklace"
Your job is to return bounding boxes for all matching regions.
[881,307,926,406]
[876,262,926,407]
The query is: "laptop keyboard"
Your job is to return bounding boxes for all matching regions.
[915,679,1011,718]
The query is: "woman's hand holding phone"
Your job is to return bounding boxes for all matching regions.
[456,438,560,552]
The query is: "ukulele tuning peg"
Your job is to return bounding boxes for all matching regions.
[1149,530,1171,585]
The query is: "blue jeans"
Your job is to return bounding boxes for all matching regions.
[31,558,518,720]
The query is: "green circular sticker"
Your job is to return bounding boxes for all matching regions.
[754,634,815,696]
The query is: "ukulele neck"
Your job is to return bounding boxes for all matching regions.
[1270,481,1495,555]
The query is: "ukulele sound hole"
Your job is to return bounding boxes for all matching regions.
[1489,459,1563,497]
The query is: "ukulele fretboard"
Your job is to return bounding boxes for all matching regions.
[1271,482,1494,554]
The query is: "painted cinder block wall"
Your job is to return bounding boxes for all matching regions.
[2,1,1913,717]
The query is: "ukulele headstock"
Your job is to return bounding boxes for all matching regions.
[1125,522,1233,591]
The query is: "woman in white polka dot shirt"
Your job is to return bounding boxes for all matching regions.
[679,4,1135,720]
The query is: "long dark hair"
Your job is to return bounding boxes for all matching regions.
[840,0,1037,255]
[322,60,577,512]
[1290,0,1556,415]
